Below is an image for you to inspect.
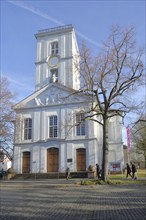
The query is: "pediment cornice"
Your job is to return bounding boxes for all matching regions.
[13,83,91,109]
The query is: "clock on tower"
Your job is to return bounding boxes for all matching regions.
[35,25,80,91]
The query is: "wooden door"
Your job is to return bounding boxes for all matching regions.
[47,148,59,172]
[76,148,86,171]
[22,152,30,173]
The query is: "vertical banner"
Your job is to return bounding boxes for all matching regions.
[126,126,131,153]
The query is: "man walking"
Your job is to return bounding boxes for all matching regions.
[96,163,101,179]
[126,163,132,178]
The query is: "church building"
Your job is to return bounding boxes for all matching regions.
[13,25,124,175]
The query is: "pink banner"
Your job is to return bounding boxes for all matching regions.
[126,126,131,153]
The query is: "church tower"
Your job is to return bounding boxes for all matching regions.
[35,25,80,91]
[13,25,124,175]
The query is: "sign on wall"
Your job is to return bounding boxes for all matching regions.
[109,162,121,172]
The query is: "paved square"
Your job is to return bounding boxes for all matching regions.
[0,180,145,220]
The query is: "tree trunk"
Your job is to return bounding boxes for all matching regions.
[144,155,146,169]
[101,119,109,181]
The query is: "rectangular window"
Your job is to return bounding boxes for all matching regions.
[24,118,32,140]
[50,69,58,83]
[51,42,58,55]
[49,116,58,138]
[108,122,115,141]
[76,113,85,136]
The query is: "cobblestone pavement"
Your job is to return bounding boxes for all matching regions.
[0,180,145,220]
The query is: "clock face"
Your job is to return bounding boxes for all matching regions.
[47,55,60,68]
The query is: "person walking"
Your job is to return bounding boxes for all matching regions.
[126,163,132,178]
[96,163,100,179]
[66,167,71,180]
[131,162,137,180]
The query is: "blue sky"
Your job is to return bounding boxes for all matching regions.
[1,0,145,101]
[1,0,145,144]
[1,0,145,99]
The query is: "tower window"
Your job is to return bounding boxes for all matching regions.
[24,118,32,140]
[50,69,58,83]
[76,113,85,136]
[51,42,58,55]
[49,116,58,138]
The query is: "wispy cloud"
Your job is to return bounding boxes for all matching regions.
[8,0,102,48]
[8,0,64,25]
[2,73,33,92]
[75,30,102,48]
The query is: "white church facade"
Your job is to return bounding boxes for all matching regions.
[13,25,124,175]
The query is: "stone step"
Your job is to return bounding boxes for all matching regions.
[11,172,87,180]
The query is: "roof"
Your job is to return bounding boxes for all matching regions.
[13,82,90,109]
[35,24,74,38]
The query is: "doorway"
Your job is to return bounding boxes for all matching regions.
[22,151,30,173]
[47,148,59,172]
[76,148,86,171]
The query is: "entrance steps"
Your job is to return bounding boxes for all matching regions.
[11,172,87,180]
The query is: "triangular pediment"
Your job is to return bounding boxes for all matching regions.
[13,83,91,109]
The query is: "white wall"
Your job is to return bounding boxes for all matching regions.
[35,30,80,91]
[14,95,124,173]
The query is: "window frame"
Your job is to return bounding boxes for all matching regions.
[49,115,58,138]
[51,41,58,55]
[50,68,58,83]
[76,113,85,136]
[24,118,32,140]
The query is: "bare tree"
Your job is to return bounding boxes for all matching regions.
[77,25,144,181]
[0,76,15,159]
[131,115,146,168]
